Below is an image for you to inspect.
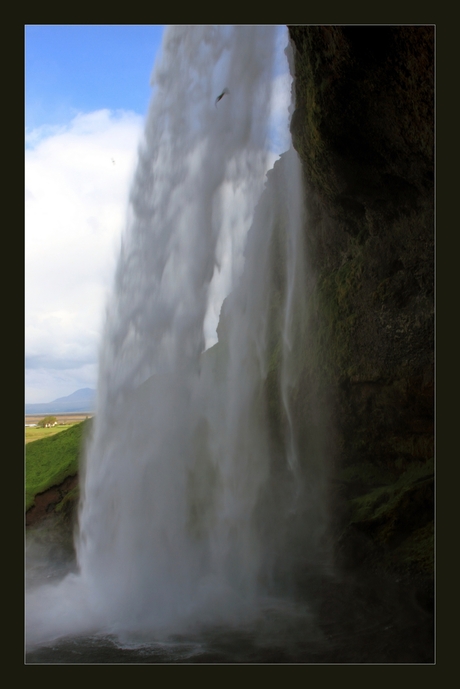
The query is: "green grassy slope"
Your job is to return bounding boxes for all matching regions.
[25,420,90,511]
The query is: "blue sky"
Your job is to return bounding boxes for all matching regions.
[25,26,292,404]
[26,25,165,133]
[26,25,167,404]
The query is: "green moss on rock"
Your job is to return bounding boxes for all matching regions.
[288,25,434,581]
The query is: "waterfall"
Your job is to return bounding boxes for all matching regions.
[26,25,330,649]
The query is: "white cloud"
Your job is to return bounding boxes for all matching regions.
[25,57,294,405]
[25,109,143,403]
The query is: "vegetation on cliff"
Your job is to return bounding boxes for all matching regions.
[25,419,90,514]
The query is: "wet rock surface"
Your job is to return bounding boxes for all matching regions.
[288,26,434,584]
[26,567,433,663]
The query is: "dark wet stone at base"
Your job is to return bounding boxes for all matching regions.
[26,571,433,664]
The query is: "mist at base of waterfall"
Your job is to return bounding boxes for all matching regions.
[25,543,433,663]
[25,516,433,663]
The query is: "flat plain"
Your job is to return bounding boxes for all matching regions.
[25,414,94,444]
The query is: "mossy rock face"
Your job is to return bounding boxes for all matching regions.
[287,26,434,581]
[387,522,434,576]
[55,485,80,519]
[348,461,433,542]
[289,27,434,220]
[288,25,434,390]
[26,512,78,586]
[335,457,434,578]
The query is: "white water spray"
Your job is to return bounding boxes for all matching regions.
[26,26,329,649]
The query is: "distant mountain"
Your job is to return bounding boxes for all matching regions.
[25,388,96,415]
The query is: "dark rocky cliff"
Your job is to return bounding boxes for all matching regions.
[288,26,434,585]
